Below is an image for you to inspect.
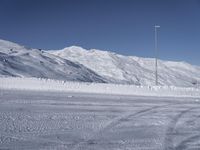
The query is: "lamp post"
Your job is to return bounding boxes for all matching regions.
[155,25,160,86]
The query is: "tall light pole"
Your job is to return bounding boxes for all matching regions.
[155,25,160,86]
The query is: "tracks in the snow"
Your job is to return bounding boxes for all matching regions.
[71,102,200,150]
[1,90,200,150]
[71,103,177,150]
[164,106,200,150]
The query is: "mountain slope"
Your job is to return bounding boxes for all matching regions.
[50,46,200,87]
[0,40,106,83]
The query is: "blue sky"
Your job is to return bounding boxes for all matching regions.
[0,0,200,65]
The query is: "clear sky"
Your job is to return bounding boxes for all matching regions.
[0,0,200,65]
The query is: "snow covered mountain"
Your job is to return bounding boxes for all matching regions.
[0,39,106,83]
[1,39,200,87]
[50,46,200,87]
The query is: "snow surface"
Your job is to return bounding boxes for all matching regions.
[50,46,200,87]
[0,39,106,83]
[0,89,200,150]
[0,77,199,98]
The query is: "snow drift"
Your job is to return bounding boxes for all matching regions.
[0,77,199,98]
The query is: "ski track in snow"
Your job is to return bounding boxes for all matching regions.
[164,106,200,150]
[71,104,172,150]
[0,89,200,150]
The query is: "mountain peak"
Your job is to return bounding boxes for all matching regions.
[51,46,200,87]
[63,46,87,52]
[1,39,200,87]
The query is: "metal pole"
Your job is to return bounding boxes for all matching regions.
[155,25,160,86]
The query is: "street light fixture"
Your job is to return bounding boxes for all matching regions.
[155,25,160,86]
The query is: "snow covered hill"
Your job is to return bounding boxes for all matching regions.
[50,46,200,87]
[1,39,200,87]
[0,39,106,83]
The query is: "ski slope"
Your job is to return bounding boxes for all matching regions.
[51,46,200,87]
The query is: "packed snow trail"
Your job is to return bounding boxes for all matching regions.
[0,89,200,150]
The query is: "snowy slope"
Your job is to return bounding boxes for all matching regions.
[50,46,200,87]
[0,39,106,82]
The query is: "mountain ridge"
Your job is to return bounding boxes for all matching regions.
[50,46,200,87]
[0,39,106,83]
[0,39,200,87]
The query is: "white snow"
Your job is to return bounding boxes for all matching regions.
[0,87,200,150]
[0,77,199,98]
[50,46,200,87]
[1,40,200,150]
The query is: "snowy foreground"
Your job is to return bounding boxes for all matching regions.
[0,78,200,150]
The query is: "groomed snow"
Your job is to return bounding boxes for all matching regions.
[0,77,199,98]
